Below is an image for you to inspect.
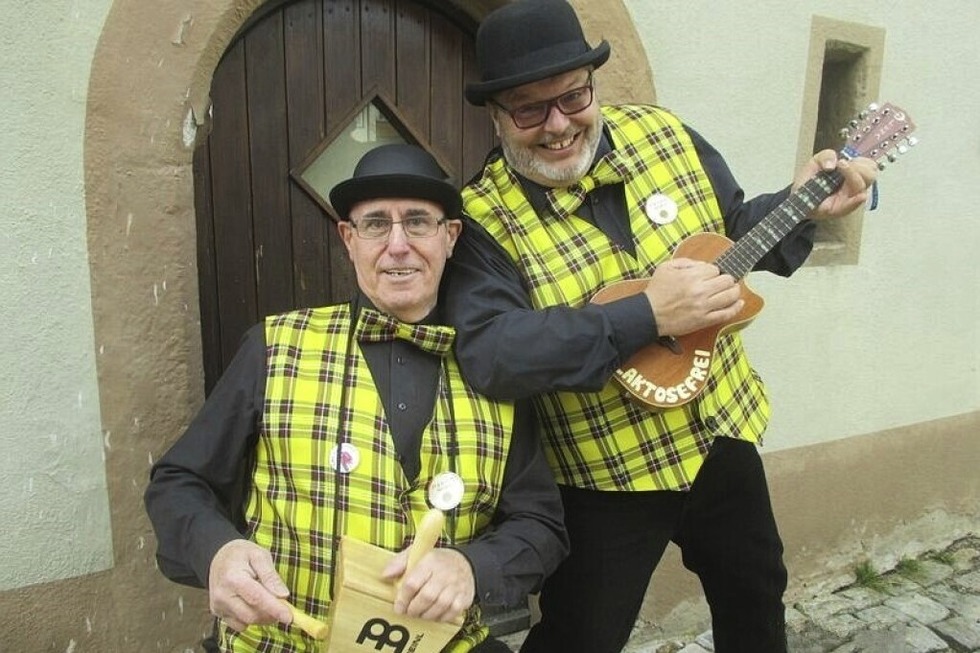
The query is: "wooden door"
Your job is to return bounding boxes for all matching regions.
[194,0,495,391]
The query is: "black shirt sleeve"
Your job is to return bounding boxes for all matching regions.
[144,323,266,587]
[445,221,654,399]
[455,399,569,607]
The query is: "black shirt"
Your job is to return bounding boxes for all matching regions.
[144,303,568,609]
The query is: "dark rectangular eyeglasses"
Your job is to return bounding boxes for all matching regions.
[492,74,595,129]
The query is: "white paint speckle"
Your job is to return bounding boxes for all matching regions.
[172,14,193,46]
[178,595,185,615]
[103,429,111,450]
[138,536,145,550]
[148,451,154,466]
[65,639,77,653]
[126,213,133,236]
[77,391,83,408]
[182,108,197,148]
[85,616,93,634]
[153,283,159,305]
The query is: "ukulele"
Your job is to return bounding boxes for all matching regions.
[591,102,917,410]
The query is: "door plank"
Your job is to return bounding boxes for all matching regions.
[322,0,362,300]
[193,136,223,392]
[209,39,259,369]
[324,0,361,132]
[360,0,396,98]
[429,12,464,181]
[394,0,430,141]
[285,0,331,309]
[245,11,296,320]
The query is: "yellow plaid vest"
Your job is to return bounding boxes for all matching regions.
[462,105,770,492]
[222,305,513,652]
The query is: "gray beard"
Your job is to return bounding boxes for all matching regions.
[501,120,602,188]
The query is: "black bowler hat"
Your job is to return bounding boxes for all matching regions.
[329,144,461,220]
[465,0,610,106]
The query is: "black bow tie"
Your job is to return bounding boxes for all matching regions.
[354,308,455,357]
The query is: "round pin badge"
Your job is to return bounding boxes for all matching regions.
[428,471,465,511]
[328,443,360,474]
[645,193,678,225]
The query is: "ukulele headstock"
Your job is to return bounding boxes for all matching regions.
[839,102,918,169]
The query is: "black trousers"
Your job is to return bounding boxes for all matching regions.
[520,437,788,653]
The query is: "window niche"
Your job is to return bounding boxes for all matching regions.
[798,16,885,266]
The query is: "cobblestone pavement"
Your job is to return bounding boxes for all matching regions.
[499,536,980,653]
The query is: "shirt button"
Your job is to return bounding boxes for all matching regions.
[396,356,405,365]
[704,416,719,431]
[397,402,407,411]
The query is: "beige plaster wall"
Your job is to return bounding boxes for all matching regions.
[0,0,114,592]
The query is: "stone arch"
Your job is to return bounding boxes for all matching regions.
[82,0,653,647]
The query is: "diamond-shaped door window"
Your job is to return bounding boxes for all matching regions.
[293,96,412,222]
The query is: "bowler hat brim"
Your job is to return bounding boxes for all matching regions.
[465,40,610,106]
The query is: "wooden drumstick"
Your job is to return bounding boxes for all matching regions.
[281,599,330,640]
[401,508,446,582]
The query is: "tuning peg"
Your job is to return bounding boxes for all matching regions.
[897,136,920,155]
[866,102,880,112]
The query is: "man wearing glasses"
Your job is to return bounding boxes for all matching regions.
[443,1,878,652]
[145,144,568,653]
